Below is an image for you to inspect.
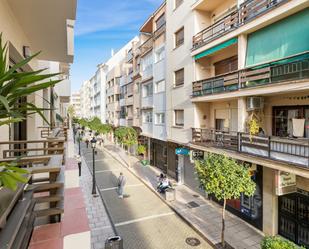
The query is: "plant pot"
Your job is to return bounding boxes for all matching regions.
[141,160,149,166]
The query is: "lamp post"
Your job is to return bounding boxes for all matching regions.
[90,136,98,197]
[78,129,82,156]
[75,154,82,176]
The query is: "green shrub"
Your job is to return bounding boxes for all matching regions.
[261,236,305,249]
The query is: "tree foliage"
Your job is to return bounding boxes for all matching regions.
[114,126,137,147]
[195,154,256,200]
[195,153,256,247]
[137,144,146,156]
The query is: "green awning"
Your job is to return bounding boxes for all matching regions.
[194,38,238,60]
[246,8,309,67]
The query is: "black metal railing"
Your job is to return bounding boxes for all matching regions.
[192,128,309,168]
[192,0,289,50]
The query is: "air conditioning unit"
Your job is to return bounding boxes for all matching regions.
[246,97,264,111]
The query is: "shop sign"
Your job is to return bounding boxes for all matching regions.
[190,150,204,162]
[175,148,190,155]
[275,171,296,196]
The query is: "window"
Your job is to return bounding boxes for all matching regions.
[155,80,165,93]
[142,83,153,97]
[174,68,184,87]
[143,111,153,123]
[155,46,165,63]
[175,0,183,9]
[175,27,184,48]
[155,113,165,125]
[155,14,165,30]
[174,110,184,127]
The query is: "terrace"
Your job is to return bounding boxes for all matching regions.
[192,53,309,98]
[192,0,289,50]
[192,128,309,168]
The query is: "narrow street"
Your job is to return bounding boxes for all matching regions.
[82,145,212,249]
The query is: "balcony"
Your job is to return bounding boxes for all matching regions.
[192,0,289,50]
[192,128,309,168]
[127,49,133,62]
[192,53,309,98]
[140,37,153,56]
[142,65,153,81]
[125,96,134,106]
[154,23,166,39]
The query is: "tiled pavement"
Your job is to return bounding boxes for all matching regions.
[78,146,115,249]
[102,141,264,249]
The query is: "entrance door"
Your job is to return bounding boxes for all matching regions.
[279,191,309,248]
[184,155,204,195]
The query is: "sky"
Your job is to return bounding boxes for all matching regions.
[70,0,163,92]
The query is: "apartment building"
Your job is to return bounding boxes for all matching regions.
[71,91,81,117]
[138,3,168,171]
[165,0,309,246]
[0,0,76,141]
[105,38,137,126]
[80,80,92,119]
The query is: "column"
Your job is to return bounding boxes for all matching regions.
[238,34,247,70]
[238,97,247,132]
[263,167,278,235]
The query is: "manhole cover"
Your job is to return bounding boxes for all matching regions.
[186,237,201,246]
[187,201,200,208]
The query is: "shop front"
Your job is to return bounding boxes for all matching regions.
[279,190,309,248]
[209,164,263,230]
[150,138,167,173]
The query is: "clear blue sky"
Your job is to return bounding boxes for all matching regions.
[70,0,163,92]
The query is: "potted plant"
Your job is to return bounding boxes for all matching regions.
[137,144,148,166]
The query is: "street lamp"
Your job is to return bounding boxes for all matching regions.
[75,154,82,176]
[78,129,82,156]
[90,136,98,197]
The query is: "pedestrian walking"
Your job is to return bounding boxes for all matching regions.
[117,172,126,198]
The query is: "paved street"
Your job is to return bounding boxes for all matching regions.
[82,146,213,249]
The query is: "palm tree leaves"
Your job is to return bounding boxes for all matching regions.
[0,33,62,126]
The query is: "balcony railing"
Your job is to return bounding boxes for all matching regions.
[192,128,309,168]
[154,23,166,39]
[140,37,153,55]
[192,0,289,50]
[192,53,309,97]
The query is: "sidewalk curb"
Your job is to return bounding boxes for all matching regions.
[79,146,118,238]
[101,144,216,249]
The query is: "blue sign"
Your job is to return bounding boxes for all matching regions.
[175,148,190,155]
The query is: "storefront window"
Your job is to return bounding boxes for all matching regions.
[210,164,263,230]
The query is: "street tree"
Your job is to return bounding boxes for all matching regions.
[194,153,256,248]
[114,126,137,153]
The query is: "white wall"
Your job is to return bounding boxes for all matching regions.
[166,0,197,144]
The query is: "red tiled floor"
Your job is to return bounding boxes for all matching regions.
[64,187,83,197]
[65,158,78,170]
[30,223,61,244]
[28,238,63,249]
[64,194,85,211]
[61,207,89,236]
